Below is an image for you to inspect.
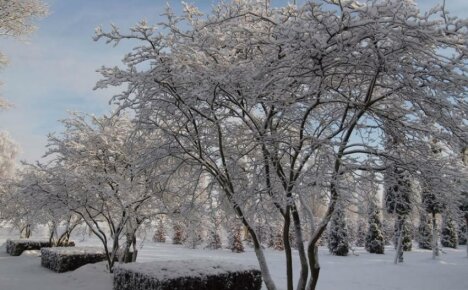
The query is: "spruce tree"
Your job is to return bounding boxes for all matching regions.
[394,217,413,251]
[441,214,458,248]
[327,203,349,256]
[458,222,467,246]
[172,222,185,245]
[384,165,412,262]
[152,219,166,243]
[365,201,384,254]
[228,226,244,253]
[421,178,445,257]
[205,229,222,250]
[355,219,367,247]
[417,212,432,249]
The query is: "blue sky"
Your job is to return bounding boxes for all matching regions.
[0,0,467,163]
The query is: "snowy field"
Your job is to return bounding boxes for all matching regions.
[1,228,467,290]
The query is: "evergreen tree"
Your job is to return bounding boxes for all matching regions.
[272,229,285,251]
[458,222,467,246]
[184,221,203,249]
[382,217,393,246]
[172,222,185,245]
[205,229,222,250]
[355,219,367,247]
[327,203,349,256]
[365,201,384,254]
[228,225,244,253]
[393,217,413,252]
[384,164,412,262]
[441,214,458,248]
[152,219,166,243]
[417,212,432,249]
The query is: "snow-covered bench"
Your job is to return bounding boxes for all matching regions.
[6,239,52,256]
[41,247,107,273]
[113,259,262,290]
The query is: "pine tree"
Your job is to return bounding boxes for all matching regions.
[384,165,412,262]
[441,214,458,248]
[327,203,349,256]
[228,226,244,253]
[205,229,222,250]
[152,219,166,243]
[393,217,413,252]
[382,217,393,246]
[354,219,367,247]
[417,212,432,249]
[365,201,384,254]
[172,222,185,245]
[458,222,467,246]
[184,221,203,249]
[272,230,285,251]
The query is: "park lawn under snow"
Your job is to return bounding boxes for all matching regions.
[0,229,467,290]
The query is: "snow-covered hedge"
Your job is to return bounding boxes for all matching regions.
[113,259,262,290]
[41,247,107,273]
[6,239,51,256]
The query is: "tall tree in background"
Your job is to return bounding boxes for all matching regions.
[0,0,47,106]
[95,1,467,289]
[0,0,47,202]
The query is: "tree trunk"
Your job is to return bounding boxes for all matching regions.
[394,216,404,264]
[465,216,468,258]
[306,245,320,290]
[291,205,308,290]
[283,210,293,290]
[432,212,439,259]
[20,224,31,239]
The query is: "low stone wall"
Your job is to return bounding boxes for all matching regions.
[113,259,262,290]
[41,247,107,273]
[6,239,51,256]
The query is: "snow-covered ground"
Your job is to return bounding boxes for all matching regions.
[1,227,467,290]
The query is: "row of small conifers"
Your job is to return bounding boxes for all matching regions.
[5,239,262,290]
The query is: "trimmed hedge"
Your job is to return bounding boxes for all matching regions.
[114,259,262,290]
[6,239,51,256]
[41,247,107,273]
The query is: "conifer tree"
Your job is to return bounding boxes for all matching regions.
[228,225,244,253]
[417,212,432,249]
[441,214,458,248]
[458,222,467,246]
[272,230,285,251]
[365,201,384,254]
[385,164,412,262]
[355,219,367,247]
[152,219,166,243]
[172,222,185,245]
[206,229,222,250]
[327,202,349,256]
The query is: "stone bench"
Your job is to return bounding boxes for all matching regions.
[6,239,51,256]
[41,247,107,273]
[113,259,262,290]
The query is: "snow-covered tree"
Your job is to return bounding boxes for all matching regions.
[417,212,432,250]
[153,219,166,243]
[172,222,185,245]
[365,200,384,254]
[327,202,349,256]
[42,113,175,272]
[0,0,47,106]
[205,229,222,250]
[354,219,367,247]
[94,1,468,288]
[441,214,458,249]
[228,225,244,253]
